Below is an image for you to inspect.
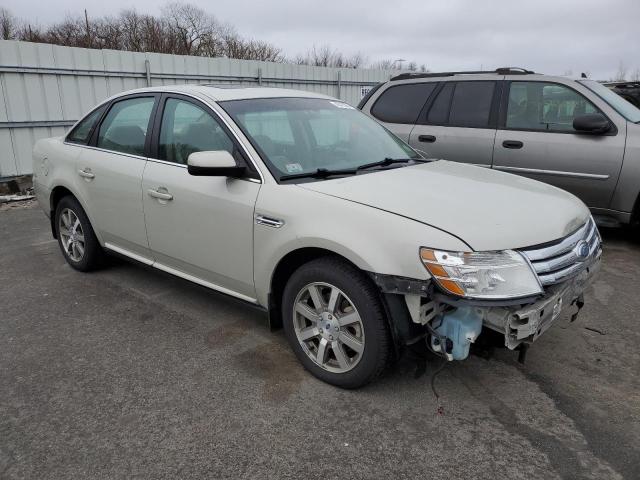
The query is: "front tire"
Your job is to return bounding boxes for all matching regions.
[282,256,392,388]
[55,196,104,271]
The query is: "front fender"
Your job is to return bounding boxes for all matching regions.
[253,184,468,307]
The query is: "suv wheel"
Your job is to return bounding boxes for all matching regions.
[282,257,391,388]
[55,196,104,271]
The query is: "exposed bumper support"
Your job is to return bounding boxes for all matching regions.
[480,258,599,349]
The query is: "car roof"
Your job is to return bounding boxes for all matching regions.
[107,84,335,102]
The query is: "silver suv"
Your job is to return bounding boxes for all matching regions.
[359,68,640,228]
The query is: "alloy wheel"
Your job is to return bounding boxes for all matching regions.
[58,208,85,262]
[292,282,365,373]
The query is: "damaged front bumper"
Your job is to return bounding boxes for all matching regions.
[400,244,602,359]
[478,255,600,349]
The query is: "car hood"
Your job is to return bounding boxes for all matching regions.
[299,160,590,251]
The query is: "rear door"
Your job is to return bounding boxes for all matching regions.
[408,79,500,166]
[365,82,438,143]
[74,94,158,261]
[492,80,625,208]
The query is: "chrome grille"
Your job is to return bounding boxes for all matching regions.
[519,218,601,286]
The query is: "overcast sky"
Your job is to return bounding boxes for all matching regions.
[3,0,639,80]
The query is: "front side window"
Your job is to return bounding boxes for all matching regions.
[97,97,155,156]
[370,83,437,124]
[220,98,419,181]
[506,82,601,132]
[158,98,234,164]
[67,105,106,144]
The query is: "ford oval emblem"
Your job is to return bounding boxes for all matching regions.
[575,240,590,261]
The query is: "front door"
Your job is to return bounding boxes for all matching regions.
[492,81,625,209]
[75,95,157,261]
[142,95,260,300]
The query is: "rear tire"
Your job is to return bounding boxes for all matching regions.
[282,256,392,388]
[55,196,104,272]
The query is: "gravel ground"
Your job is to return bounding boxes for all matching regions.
[1,202,639,479]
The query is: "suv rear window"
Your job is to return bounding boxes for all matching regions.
[449,81,495,128]
[370,83,436,124]
[425,81,496,128]
[426,83,453,124]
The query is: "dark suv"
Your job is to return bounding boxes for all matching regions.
[605,81,640,108]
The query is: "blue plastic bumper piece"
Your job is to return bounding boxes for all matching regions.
[431,306,483,360]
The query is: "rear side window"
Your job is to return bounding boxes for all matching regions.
[425,81,496,128]
[97,97,156,156]
[66,105,106,144]
[426,83,454,124]
[370,83,437,124]
[448,81,496,128]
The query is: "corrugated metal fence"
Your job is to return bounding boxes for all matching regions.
[0,40,394,178]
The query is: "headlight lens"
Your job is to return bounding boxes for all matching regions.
[420,248,542,299]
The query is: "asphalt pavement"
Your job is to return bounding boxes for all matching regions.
[1,202,639,479]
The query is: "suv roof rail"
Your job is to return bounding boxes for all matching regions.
[390,67,535,81]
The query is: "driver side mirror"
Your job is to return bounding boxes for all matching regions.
[573,113,611,134]
[187,150,246,177]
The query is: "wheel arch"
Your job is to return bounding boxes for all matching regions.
[48,184,96,240]
[267,247,409,358]
[49,186,76,238]
[268,247,350,330]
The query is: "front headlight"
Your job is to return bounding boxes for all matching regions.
[419,248,542,299]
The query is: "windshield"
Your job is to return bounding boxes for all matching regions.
[219,97,420,181]
[579,80,640,123]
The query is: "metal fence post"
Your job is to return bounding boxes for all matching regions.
[145,59,151,87]
[337,71,342,99]
[258,67,262,85]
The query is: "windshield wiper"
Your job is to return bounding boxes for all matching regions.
[279,167,358,181]
[357,157,429,171]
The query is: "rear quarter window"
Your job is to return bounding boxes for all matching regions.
[370,83,437,124]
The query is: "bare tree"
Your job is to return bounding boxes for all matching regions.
[223,34,282,62]
[162,2,222,56]
[631,69,640,82]
[2,3,417,67]
[614,61,628,81]
[295,45,366,68]
[45,15,89,48]
[369,59,408,70]
[0,7,19,40]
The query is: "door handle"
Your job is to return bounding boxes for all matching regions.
[502,140,524,149]
[418,134,436,143]
[78,168,95,179]
[147,188,173,201]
